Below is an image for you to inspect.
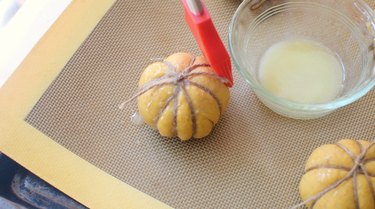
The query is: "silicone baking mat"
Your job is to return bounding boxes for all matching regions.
[25,0,375,208]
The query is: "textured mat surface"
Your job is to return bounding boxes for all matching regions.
[26,0,375,208]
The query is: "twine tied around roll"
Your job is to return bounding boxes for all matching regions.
[122,56,227,105]
[291,141,375,209]
[120,53,230,140]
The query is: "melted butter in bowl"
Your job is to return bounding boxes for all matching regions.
[258,39,344,104]
[229,1,375,119]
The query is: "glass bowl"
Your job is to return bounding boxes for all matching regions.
[229,0,375,119]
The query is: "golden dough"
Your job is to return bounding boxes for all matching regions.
[298,139,375,209]
[136,52,230,140]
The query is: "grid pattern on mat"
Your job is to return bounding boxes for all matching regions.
[26,1,375,208]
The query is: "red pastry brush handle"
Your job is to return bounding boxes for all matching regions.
[182,0,233,87]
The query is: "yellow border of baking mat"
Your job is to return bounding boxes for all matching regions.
[0,1,171,208]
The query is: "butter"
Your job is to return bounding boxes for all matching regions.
[258,39,344,104]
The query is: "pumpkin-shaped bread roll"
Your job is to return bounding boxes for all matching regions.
[136,52,230,140]
[297,139,375,209]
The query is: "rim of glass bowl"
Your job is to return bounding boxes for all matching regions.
[229,0,375,111]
